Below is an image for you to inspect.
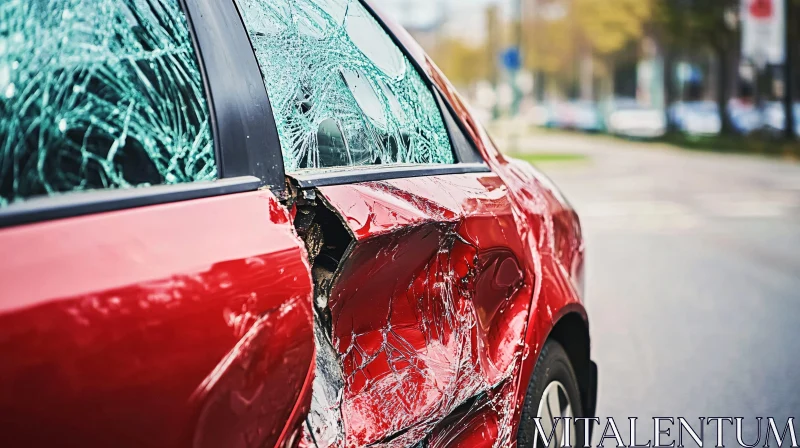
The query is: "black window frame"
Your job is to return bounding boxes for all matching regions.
[181,0,285,192]
[0,0,282,228]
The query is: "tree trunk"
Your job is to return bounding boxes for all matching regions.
[664,49,678,133]
[715,48,735,135]
[784,0,796,139]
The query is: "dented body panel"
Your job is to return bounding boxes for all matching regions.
[293,3,590,446]
[305,167,585,447]
[319,174,532,446]
[0,192,315,448]
[425,62,589,444]
[0,0,590,447]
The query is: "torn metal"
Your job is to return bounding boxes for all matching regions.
[0,0,215,206]
[289,173,544,448]
[286,70,586,447]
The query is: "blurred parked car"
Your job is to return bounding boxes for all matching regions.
[551,101,576,129]
[546,101,603,132]
[527,102,557,128]
[763,102,800,136]
[728,99,762,135]
[571,100,605,132]
[0,0,596,447]
[605,98,666,138]
[673,100,800,136]
[669,101,722,135]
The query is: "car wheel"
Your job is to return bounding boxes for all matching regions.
[517,339,586,448]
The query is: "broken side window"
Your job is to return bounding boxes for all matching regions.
[0,0,216,207]
[234,0,456,172]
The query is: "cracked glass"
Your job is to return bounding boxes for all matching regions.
[235,0,455,172]
[0,0,215,207]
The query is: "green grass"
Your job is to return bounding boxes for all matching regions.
[512,123,800,160]
[506,152,588,164]
[529,126,800,160]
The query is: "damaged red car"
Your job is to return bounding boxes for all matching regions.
[0,0,596,447]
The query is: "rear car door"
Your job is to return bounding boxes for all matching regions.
[0,1,314,447]
[233,1,540,446]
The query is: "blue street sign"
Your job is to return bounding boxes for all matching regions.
[501,47,521,71]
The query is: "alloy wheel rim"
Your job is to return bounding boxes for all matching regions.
[533,381,575,448]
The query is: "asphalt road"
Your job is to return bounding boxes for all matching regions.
[509,133,800,445]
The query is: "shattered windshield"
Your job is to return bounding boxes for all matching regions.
[235,0,455,172]
[0,0,215,207]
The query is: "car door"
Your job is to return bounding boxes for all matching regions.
[232,0,540,446]
[0,1,314,447]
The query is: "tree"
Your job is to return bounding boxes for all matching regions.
[573,0,653,56]
[432,38,490,89]
[657,0,739,135]
[523,0,654,99]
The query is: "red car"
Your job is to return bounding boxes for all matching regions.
[0,0,595,447]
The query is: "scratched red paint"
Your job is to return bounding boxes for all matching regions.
[307,164,583,447]
[0,3,587,448]
[296,3,588,447]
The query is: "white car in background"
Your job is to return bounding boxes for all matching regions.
[527,103,555,128]
[605,98,666,138]
[728,99,762,134]
[670,101,721,135]
[763,102,800,136]
[675,100,800,136]
[571,100,604,132]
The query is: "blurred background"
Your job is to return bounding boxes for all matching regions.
[382,0,800,148]
[382,0,800,443]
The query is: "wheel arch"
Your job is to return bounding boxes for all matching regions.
[546,311,597,422]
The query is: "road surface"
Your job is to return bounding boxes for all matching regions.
[507,132,800,445]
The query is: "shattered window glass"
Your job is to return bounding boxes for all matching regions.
[235,0,455,172]
[0,0,216,207]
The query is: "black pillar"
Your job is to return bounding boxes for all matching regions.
[784,0,795,139]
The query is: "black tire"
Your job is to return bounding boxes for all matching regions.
[517,339,586,448]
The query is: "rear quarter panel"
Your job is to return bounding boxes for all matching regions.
[365,5,588,443]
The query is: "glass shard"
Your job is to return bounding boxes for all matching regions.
[0,0,215,207]
[235,0,455,172]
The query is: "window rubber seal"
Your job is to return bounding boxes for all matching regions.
[288,163,491,189]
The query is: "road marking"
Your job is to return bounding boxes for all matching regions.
[578,201,701,232]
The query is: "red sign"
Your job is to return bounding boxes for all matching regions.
[750,0,774,19]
